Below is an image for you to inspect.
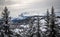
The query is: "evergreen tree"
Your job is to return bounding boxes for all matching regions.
[50,6,56,37]
[45,9,50,37]
[2,7,10,24]
[1,7,12,37]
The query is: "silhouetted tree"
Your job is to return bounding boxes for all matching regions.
[45,9,51,37]
[1,7,12,37]
[50,6,56,37]
[37,16,41,37]
[2,7,10,24]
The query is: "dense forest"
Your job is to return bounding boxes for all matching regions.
[0,6,60,37]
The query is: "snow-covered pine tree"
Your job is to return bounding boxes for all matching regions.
[45,9,51,37]
[2,7,10,24]
[50,6,56,37]
[1,7,12,37]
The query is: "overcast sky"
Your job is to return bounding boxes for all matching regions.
[0,0,60,18]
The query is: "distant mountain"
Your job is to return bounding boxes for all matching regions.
[12,15,30,23]
[55,12,60,16]
[12,12,60,23]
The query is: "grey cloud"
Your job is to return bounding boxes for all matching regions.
[5,0,16,5]
[0,0,60,17]
[0,0,5,6]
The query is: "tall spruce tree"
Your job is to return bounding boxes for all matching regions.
[2,7,12,37]
[2,7,10,24]
[45,9,50,37]
[50,6,56,37]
